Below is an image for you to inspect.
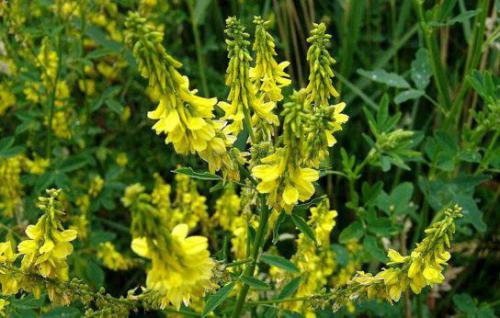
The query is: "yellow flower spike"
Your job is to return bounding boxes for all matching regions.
[0,155,24,217]
[306,23,339,107]
[125,13,239,180]
[97,242,135,271]
[251,16,291,103]
[221,17,278,138]
[17,189,77,284]
[253,148,319,212]
[285,199,337,315]
[213,186,241,231]
[332,205,462,309]
[387,249,407,264]
[124,179,216,309]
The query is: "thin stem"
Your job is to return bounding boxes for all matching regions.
[231,195,270,317]
[246,295,311,306]
[187,0,209,96]
[226,258,253,267]
[451,0,489,129]
[413,0,452,114]
[45,31,63,160]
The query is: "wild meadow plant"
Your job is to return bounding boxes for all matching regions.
[0,1,497,317]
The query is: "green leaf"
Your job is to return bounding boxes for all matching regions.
[358,69,410,88]
[0,136,24,158]
[202,282,235,317]
[193,0,212,26]
[86,48,115,60]
[331,244,349,266]
[105,99,124,114]
[452,293,477,316]
[339,221,364,243]
[447,10,481,25]
[394,89,424,104]
[0,136,14,151]
[292,195,327,213]
[277,277,301,299]
[59,153,92,172]
[240,275,270,290]
[411,48,432,90]
[260,254,299,273]
[173,167,222,181]
[363,235,388,262]
[290,213,317,244]
[272,210,287,244]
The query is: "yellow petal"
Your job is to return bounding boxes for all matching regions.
[131,237,151,258]
[387,249,406,263]
[283,184,299,205]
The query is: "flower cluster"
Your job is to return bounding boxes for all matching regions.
[123,182,215,309]
[330,205,463,310]
[251,22,348,212]
[17,189,78,281]
[97,242,136,271]
[0,189,77,306]
[0,156,24,217]
[287,200,337,315]
[125,13,240,180]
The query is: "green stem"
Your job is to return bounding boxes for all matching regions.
[246,295,311,306]
[226,258,253,267]
[451,0,489,129]
[231,195,270,318]
[413,0,452,115]
[187,0,209,96]
[45,31,63,160]
[79,0,90,135]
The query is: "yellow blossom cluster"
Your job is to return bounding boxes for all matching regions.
[219,17,280,137]
[251,23,348,212]
[23,39,73,139]
[287,200,337,316]
[97,242,135,271]
[125,13,240,180]
[331,205,463,310]
[123,183,215,309]
[0,83,16,115]
[17,189,78,281]
[0,156,24,217]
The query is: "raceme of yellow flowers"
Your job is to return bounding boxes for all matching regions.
[125,13,348,214]
[122,179,214,309]
[330,205,463,311]
[0,189,77,303]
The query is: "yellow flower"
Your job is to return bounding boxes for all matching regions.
[17,189,77,281]
[24,156,49,175]
[213,186,241,231]
[219,17,278,136]
[116,152,128,167]
[0,298,8,316]
[0,241,19,295]
[122,183,145,207]
[97,242,135,271]
[0,156,24,217]
[251,17,291,102]
[131,224,214,309]
[305,23,339,106]
[285,200,337,315]
[0,83,16,115]
[88,175,104,197]
[252,149,319,212]
[125,13,239,179]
